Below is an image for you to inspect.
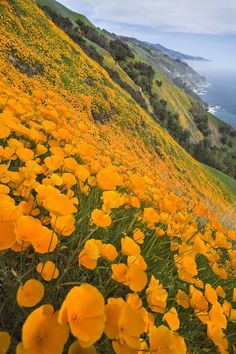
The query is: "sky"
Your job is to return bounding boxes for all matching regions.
[58,0,236,67]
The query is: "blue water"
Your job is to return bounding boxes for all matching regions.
[187,60,236,129]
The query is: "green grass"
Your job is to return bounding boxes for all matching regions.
[36,0,93,26]
[203,163,236,196]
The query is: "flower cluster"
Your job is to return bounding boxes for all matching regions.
[0,2,236,353]
[0,81,235,354]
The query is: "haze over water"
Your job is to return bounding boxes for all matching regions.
[188,59,236,129]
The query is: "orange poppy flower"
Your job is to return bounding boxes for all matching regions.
[111,263,147,292]
[211,263,228,280]
[127,196,140,209]
[176,289,189,309]
[0,331,11,354]
[17,279,44,307]
[97,167,122,190]
[36,185,61,206]
[0,125,10,139]
[36,144,47,156]
[0,184,10,195]
[91,209,112,228]
[78,249,97,270]
[0,220,16,251]
[155,228,165,237]
[127,264,147,292]
[0,195,18,220]
[209,302,227,329]
[207,321,228,353]
[43,194,77,216]
[182,256,198,276]
[78,240,100,270]
[143,208,159,223]
[51,214,75,236]
[36,261,59,281]
[76,165,90,182]
[130,174,145,190]
[146,276,168,313]
[176,255,198,283]
[49,173,63,186]
[105,298,145,352]
[121,237,140,256]
[149,325,186,354]
[111,264,128,284]
[230,309,236,322]
[205,284,218,305]
[233,288,236,302]
[64,157,79,172]
[21,304,69,354]
[44,155,63,171]
[163,307,180,331]
[222,301,232,318]
[228,230,236,241]
[11,240,31,253]
[102,191,124,211]
[216,286,226,299]
[58,284,105,347]
[101,244,118,261]
[132,229,145,244]
[15,215,43,242]
[126,293,142,310]
[16,147,34,162]
[127,255,147,271]
[31,227,58,254]
[189,286,208,312]
[68,341,96,354]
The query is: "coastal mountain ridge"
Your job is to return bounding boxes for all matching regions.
[36,0,236,179]
[119,36,207,93]
[150,42,209,62]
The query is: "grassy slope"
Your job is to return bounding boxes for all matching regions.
[35,0,93,25]
[36,0,140,93]
[127,41,203,142]
[0,0,235,216]
[36,0,236,164]
[203,164,236,196]
[36,0,203,142]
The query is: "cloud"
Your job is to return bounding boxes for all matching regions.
[59,0,236,35]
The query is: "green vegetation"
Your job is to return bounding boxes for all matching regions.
[37,0,236,180]
[110,39,135,61]
[203,164,236,196]
[121,61,155,95]
[190,102,210,136]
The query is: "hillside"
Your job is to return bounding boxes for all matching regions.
[36,0,236,179]
[203,164,236,196]
[120,36,207,93]
[0,0,234,206]
[0,1,236,353]
[37,0,205,127]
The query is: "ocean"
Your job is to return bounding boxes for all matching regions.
[187,60,236,129]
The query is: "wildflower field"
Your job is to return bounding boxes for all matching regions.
[0,1,236,353]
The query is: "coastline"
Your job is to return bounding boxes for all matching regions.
[187,60,236,129]
[194,83,236,129]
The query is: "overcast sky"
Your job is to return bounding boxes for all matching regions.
[58,0,236,65]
